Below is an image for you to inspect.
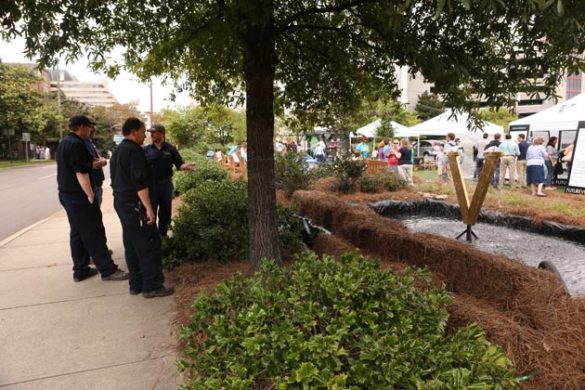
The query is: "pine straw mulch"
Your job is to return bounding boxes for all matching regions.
[292,190,585,390]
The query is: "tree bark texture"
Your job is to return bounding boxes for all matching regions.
[242,1,282,270]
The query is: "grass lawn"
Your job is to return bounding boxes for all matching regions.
[0,160,55,169]
[412,168,585,221]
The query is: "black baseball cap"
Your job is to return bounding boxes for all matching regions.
[69,115,96,128]
[148,124,166,133]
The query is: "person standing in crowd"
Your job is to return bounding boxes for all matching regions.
[544,136,558,190]
[314,136,327,162]
[85,123,108,207]
[397,139,414,186]
[526,137,548,197]
[498,134,520,190]
[378,138,389,161]
[111,117,174,298]
[355,136,370,158]
[435,143,449,183]
[386,139,401,174]
[516,133,529,188]
[57,115,128,283]
[485,133,502,187]
[473,133,489,181]
[144,124,193,237]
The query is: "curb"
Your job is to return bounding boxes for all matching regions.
[0,216,52,248]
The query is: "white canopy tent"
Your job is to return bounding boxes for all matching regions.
[406,109,503,138]
[353,119,410,138]
[509,93,585,132]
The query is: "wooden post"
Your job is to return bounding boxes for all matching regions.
[448,150,502,240]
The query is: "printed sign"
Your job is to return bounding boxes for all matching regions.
[566,124,585,195]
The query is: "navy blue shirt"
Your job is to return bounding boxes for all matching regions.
[84,138,105,186]
[57,132,93,194]
[518,141,529,161]
[143,142,184,182]
[110,139,151,203]
[398,147,412,165]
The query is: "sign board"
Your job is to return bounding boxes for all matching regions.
[2,129,15,136]
[22,132,31,142]
[530,130,550,144]
[555,130,577,186]
[566,123,585,195]
[509,125,529,142]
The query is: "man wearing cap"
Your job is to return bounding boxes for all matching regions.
[56,115,129,283]
[110,117,174,298]
[144,124,193,237]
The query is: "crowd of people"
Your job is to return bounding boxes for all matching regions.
[472,132,576,196]
[35,145,51,160]
[56,115,192,298]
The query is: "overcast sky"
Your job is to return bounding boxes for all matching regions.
[0,38,192,114]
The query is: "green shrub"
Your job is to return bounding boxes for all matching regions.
[178,148,208,164]
[356,174,381,193]
[179,253,519,389]
[173,159,229,195]
[330,155,366,193]
[164,180,304,268]
[311,162,336,179]
[274,152,312,197]
[356,171,406,193]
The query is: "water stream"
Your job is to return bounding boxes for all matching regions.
[397,215,585,296]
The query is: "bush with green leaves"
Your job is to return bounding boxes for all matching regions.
[173,159,230,195]
[179,252,519,389]
[274,152,312,197]
[164,179,303,268]
[357,171,406,193]
[331,155,366,193]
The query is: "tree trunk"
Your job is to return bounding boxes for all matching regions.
[242,2,282,270]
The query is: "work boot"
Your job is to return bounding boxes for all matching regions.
[102,269,130,281]
[143,286,175,299]
[73,268,98,282]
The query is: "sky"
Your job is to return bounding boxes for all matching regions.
[0,38,193,114]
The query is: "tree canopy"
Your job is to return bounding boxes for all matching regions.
[4,0,583,266]
[415,91,445,122]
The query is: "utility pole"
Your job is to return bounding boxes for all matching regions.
[149,78,154,128]
[56,63,63,141]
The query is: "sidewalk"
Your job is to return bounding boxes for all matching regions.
[0,185,181,389]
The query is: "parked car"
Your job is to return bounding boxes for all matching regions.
[412,140,437,158]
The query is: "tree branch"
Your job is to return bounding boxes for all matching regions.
[278,0,379,29]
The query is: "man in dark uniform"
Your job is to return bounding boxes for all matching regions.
[144,124,193,237]
[110,117,174,298]
[85,123,108,207]
[57,115,129,282]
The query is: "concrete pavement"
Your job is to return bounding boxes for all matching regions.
[0,184,181,389]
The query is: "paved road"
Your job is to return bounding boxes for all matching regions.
[0,163,61,240]
[0,163,111,241]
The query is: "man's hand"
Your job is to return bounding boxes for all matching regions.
[180,163,194,171]
[92,158,107,169]
[145,208,156,225]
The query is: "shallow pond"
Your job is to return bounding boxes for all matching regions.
[397,215,585,296]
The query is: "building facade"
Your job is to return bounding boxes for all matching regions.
[48,69,118,107]
[396,66,583,118]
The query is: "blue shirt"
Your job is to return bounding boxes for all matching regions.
[518,141,529,161]
[143,142,184,182]
[499,140,520,156]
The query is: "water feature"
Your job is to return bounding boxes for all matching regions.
[397,215,585,296]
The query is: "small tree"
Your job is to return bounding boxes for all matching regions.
[415,91,445,122]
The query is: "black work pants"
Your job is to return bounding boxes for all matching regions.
[151,180,174,237]
[113,199,164,293]
[59,192,118,279]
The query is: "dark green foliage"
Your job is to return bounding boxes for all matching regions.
[311,162,336,180]
[173,159,229,195]
[331,156,366,193]
[274,152,312,197]
[164,180,303,268]
[166,179,249,266]
[179,252,519,389]
[357,171,407,193]
[415,92,445,122]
